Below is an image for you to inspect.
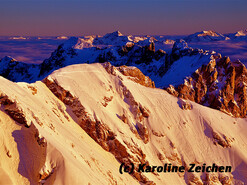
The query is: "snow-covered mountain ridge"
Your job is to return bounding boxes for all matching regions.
[0,31,214,85]
[0,63,247,184]
[184,30,230,42]
[184,29,247,42]
[1,31,247,118]
[227,29,247,41]
[166,54,247,118]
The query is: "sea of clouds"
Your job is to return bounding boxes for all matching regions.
[0,36,247,66]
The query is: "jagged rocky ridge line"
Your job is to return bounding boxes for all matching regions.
[0,32,214,87]
[166,54,247,118]
[1,31,247,118]
[0,31,210,84]
[0,31,167,83]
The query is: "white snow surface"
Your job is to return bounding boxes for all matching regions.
[235,29,247,37]
[0,63,247,184]
[227,29,247,41]
[184,30,229,42]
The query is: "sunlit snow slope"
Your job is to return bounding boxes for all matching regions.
[0,63,247,184]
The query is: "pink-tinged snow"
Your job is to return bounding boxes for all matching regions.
[0,63,247,184]
[235,29,247,37]
[184,30,229,42]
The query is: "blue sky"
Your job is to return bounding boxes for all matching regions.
[0,0,246,35]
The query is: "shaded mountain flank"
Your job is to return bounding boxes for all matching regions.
[1,31,247,117]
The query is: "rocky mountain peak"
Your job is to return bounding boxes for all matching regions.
[93,31,129,46]
[61,37,79,49]
[172,39,190,52]
[235,29,247,36]
[1,56,16,63]
[198,30,221,37]
[102,62,155,88]
[166,55,247,117]
[1,34,247,119]
[105,30,123,37]
[184,30,228,42]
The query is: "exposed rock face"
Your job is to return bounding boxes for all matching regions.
[177,98,192,110]
[136,122,149,144]
[158,39,205,77]
[0,93,29,126]
[0,33,167,84]
[0,63,245,184]
[0,56,39,82]
[102,62,155,88]
[96,40,163,67]
[39,43,77,77]
[42,76,152,183]
[1,33,247,119]
[170,39,205,61]
[117,65,155,88]
[102,63,152,144]
[166,55,247,117]
[212,132,232,148]
[93,31,130,46]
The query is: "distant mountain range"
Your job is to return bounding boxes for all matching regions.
[1,30,247,118]
[1,30,247,184]
[2,29,247,42]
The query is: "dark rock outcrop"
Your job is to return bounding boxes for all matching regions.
[166,55,247,117]
[1,34,247,118]
[103,62,155,88]
[0,92,29,126]
[43,76,152,183]
[0,56,39,82]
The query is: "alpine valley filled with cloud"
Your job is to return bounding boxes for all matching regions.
[1,29,247,185]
